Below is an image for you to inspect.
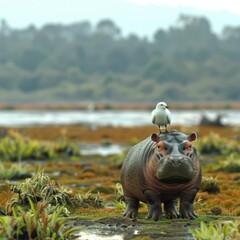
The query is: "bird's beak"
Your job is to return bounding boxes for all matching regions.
[166,106,169,109]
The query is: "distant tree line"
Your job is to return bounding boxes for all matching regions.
[0,15,239,103]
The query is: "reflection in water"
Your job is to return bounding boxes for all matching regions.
[74,230,124,240]
[73,227,194,240]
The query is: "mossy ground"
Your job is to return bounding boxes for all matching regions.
[2,124,239,143]
[0,124,240,239]
[8,157,238,218]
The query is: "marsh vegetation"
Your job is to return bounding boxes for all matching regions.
[0,125,239,239]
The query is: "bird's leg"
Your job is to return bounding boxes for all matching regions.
[160,125,167,133]
[165,124,168,132]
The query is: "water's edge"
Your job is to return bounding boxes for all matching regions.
[0,109,239,127]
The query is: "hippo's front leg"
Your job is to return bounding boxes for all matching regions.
[144,190,162,221]
[164,199,179,219]
[180,189,198,219]
[123,196,139,219]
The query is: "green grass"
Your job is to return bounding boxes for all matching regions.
[0,198,81,240]
[190,220,240,240]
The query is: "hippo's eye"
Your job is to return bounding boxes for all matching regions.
[184,144,192,150]
[158,142,170,153]
[158,142,165,151]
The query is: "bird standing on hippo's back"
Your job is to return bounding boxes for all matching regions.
[151,102,171,133]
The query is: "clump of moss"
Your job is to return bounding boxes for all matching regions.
[196,132,240,155]
[8,170,104,214]
[0,170,103,239]
[217,155,240,173]
[233,175,240,181]
[0,130,80,162]
[234,209,240,216]
[209,206,222,215]
[200,176,220,194]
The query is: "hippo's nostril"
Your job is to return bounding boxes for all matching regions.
[168,156,180,166]
[186,152,193,158]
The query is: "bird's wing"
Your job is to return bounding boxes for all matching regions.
[166,109,171,124]
[151,110,156,123]
[167,115,171,124]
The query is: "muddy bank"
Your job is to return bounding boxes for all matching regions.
[69,216,195,240]
[2,125,238,144]
[67,215,238,240]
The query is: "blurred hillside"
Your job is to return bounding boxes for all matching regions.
[0,15,239,103]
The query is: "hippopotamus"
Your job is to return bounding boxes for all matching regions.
[121,130,201,221]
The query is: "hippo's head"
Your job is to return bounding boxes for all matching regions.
[151,130,198,184]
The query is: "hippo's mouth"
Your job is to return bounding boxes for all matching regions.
[160,176,192,184]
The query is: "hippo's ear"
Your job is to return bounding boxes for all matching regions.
[151,133,160,143]
[188,132,197,142]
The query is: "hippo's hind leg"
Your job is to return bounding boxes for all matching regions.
[122,196,139,219]
[164,199,180,219]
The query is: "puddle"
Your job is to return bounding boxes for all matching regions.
[69,217,196,240]
[73,226,195,240]
[73,230,124,240]
[79,143,126,156]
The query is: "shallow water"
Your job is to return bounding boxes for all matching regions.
[74,229,195,240]
[74,230,124,240]
[71,220,196,240]
[0,109,239,127]
[79,143,126,156]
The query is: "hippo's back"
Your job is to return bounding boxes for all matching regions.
[121,137,153,201]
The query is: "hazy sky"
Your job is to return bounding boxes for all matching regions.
[0,0,240,37]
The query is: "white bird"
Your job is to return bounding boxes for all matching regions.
[151,102,171,133]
